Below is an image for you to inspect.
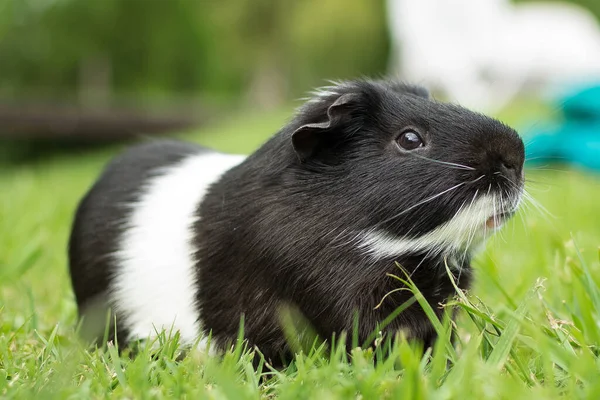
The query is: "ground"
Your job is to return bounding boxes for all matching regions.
[1,101,599,399]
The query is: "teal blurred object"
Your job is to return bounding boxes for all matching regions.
[563,84,600,122]
[526,121,600,171]
[525,83,600,172]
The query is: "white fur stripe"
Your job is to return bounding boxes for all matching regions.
[112,152,245,345]
[358,195,499,260]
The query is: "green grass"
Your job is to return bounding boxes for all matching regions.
[1,103,600,399]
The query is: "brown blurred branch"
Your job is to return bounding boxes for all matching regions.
[0,103,204,140]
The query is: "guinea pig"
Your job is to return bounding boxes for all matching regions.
[68,79,525,363]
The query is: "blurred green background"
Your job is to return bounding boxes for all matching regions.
[0,0,390,111]
[1,0,597,115]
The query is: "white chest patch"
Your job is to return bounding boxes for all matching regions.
[358,195,501,261]
[111,152,245,345]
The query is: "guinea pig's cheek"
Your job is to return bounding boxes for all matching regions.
[358,195,504,260]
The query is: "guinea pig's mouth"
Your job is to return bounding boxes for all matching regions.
[485,211,514,230]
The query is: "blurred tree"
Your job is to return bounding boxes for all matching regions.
[0,0,222,104]
[287,0,390,93]
[0,0,391,108]
[3,0,596,109]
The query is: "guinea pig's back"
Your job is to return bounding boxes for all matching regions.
[68,140,245,345]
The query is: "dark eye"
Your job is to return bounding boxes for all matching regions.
[397,130,424,150]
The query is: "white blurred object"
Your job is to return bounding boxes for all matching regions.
[387,0,600,112]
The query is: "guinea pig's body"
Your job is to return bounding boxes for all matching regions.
[69,80,525,362]
[69,141,244,348]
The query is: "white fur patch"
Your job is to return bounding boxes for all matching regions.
[358,195,502,260]
[112,152,245,345]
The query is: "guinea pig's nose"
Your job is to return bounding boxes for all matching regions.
[497,157,518,182]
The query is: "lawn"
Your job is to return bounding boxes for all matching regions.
[1,101,600,399]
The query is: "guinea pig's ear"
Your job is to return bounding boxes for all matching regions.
[292,92,361,162]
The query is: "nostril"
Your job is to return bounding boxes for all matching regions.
[501,160,514,171]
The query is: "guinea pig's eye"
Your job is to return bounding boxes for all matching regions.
[396,130,424,150]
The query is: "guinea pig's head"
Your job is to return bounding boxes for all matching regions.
[287,80,525,258]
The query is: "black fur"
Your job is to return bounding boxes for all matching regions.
[68,80,524,362]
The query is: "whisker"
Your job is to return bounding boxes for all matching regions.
[481,184,493,245]
[492,192,498,230]
[509,191,517,237]
[372,181,468,228]
[524,178,557,186]
[526,166,569,174]
[524,183,553,192]
[517,207,528,238]
[408,247,436,280]
[450,196,472,269]
[459,187,491,282]
[504,181,556,225]
[523,192,556,220]
[498,192,508,244]
[406,152,476,171]
[525,156,568,163]
[459,189,480,274]
[371,175,486,241]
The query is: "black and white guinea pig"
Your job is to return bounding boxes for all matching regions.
[68,79,525,362]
